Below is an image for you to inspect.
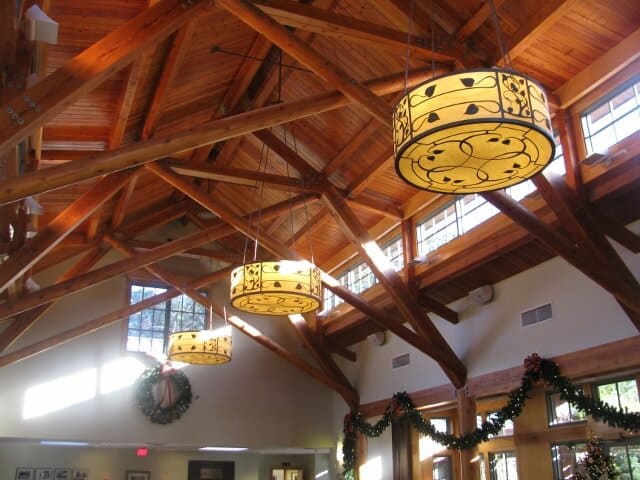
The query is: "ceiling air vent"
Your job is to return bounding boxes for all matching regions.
[521,303,553,327]
[392,353,410,369]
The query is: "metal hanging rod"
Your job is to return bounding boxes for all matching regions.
[210,46,312,73]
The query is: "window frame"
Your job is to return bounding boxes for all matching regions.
[488,450,519,480]
[124,279,207,355]
[550,442,588,480]
[593,376,640,413]
[546,387,588,426]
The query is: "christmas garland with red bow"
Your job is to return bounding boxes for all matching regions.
[135,364,192,425]
[341,354,640,480]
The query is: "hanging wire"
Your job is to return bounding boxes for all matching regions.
[488,0,513,69]
[289,126,315,265]
[430,0,437,77]
[282,126,297,249]
[402,0,416,94]
[242,141,269,265]
[253,147,269,261]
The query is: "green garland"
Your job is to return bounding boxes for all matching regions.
[341,354,640,480]
[135,364,193,425]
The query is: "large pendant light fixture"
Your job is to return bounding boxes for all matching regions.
[393,0,554,194]
[168,305,232,365]
[229,127,321,316]
[230,260,321,315]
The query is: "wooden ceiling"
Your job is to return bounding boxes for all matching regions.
[1,0,639,405]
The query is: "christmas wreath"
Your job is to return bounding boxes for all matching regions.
[135,364,193,425]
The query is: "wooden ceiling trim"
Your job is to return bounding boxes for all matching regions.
[0,68,430,206]
[321,185,466,387]
[0,246,107,353]
[216,0,393,126]
[497,0,579,65]
[0,268,233,369]
[455,0,507,42]
[140,21,197,141]
[0,170,134,295]
[0,0,209,155]
[252,0,455,63]
[288,314,359,409]
[555,28,640,109]
[482,189,640,318]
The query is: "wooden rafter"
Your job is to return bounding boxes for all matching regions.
[482,189,640,318]
[217,0,393,126]
[168,162,322,194]
[0,0,209,155]
[0,268,232,368]
[0,246,107,352]
[321,185,466,386]
[252,0,455,62]
[0,68,433,206]
[0,171,134,294]
[454,0,507,41]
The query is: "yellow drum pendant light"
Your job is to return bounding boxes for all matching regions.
[230,260,321,315]
[393,68,554,194]
[167,326,232,365]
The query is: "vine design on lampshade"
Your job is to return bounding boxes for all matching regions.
[393,69,554,194]
[230,261,321,315]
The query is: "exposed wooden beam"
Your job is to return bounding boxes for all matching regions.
[0,268,232,368]
[0,0,209,155]
[0,0,17,71]
[482,189,640,317]
[141,22,196,141]
[169,162,322,194]
[289,313,359,409]
[118,199,187,237]
[498,0,578,64]
[555,28,640,108]
[109,59,151,149]
[127,239,244,263]
[253,129,320,179]
[111,172,140,229]
[0,171,134,294]
[455,0,507,41]
[346,197,402,219]
[0,68,433,206]
[0,246,107,352]
[322,119,380,181]
[321,185,466,387]
[217,0,393,126]
[252,0,455,62]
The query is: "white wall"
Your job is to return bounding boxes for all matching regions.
[0,443,321,480]
[0,250,334,450]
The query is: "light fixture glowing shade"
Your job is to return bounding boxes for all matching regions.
[230,260,321,315]
[393,68,554,194]
[198,447,248,452]
[167,326,232,365]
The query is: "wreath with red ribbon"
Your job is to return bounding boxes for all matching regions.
[135,364,192,425]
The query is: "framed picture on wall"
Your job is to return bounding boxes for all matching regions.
[72,471,88,480]
[187,461,234,480]
[35,468,54,480]
[15,468,34,480]
[125,471,150,480]
[54,469,73,480]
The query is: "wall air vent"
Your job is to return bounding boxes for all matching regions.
[392,353,410,369]
[521,303,553,327]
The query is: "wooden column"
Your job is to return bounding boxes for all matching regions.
[392,416,414,480]
[457,388,479,480]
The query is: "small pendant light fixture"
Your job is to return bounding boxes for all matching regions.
[393,0,554,194]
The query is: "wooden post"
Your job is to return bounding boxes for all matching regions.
[457,387,479,480]
[392,416,414,480]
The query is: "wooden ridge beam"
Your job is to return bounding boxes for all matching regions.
[0,68,433,206]
[0,0,208,155]
[321,185,466,387]
[0,171,134,294]
[217,0,393,126]
[0,268,232,368]
[252,0,454,62]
